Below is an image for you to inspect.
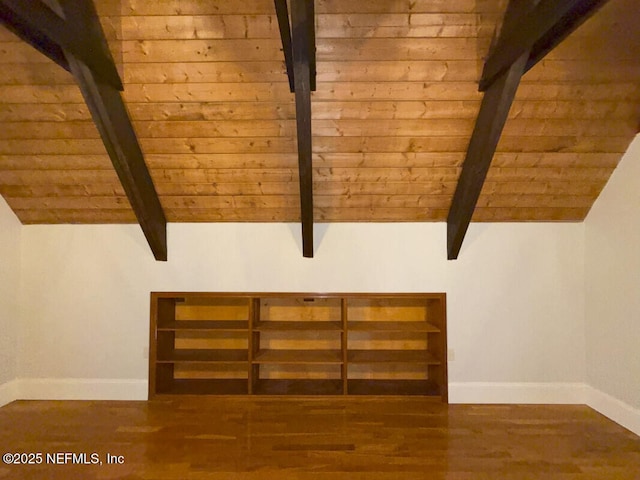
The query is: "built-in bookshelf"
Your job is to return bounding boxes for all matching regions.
[150,293,447,401]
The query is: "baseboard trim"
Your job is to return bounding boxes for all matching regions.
[0,380,19,407]
[448,382,588,404]
[586,386,640,436]
[15,378,148,401]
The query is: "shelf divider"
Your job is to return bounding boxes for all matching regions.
[342,298,348,394]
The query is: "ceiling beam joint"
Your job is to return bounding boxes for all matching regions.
[480,0,611,91]
[274,0,295,93]
[0,0,122,90]
[274,0,316,94]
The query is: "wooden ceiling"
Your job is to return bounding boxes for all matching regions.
[0,0,638,230]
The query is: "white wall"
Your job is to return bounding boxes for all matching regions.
[18,221,586,401]
[0,197,21,404]
[585,135,640,415]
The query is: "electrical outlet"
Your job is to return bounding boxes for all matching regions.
[447,348,455,361]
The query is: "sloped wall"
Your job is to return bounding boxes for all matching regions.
[0,197,21,405]
[585,135,640,418]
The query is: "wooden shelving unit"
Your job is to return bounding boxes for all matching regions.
[151,295,251,395]
[150,293,447,400]
[345,296,447,399]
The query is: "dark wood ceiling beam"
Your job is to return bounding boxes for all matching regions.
[274,0,317,94]
[0,0,167,260]
[480,0,611,91]
[66,57,168,260]
[57,0,167,261]
[0,0,122,90]
[274,0,295,93]
[447,0,611,260]
[447,54,529,260]
[307,0,316,92]
[290,0,315,258]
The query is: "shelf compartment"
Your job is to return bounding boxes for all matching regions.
[254,379,343,395]
[173,330,248,351]
[254,349,343,364]
[347,379,439,396]
[347,362,428,380]
[347,330,428,352]
[158,320,249,331]
[158,349,248,363]
[175,297,250,322]
[254,321,342,331]
[348,321,439,333]
[348,350,440,364]
[258,330,341,351]
[259,363,341,380]
[346,297,432,322]
[260,297,342,322]
[158,379,248,395]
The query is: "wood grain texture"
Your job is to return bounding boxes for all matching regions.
[0,0,638,225]
[0,398,639,479]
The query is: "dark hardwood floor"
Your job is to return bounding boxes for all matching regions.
[0,397,638,479]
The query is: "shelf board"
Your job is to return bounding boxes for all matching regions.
[158,349,248,363]
[348,350,440,365]
[254,379,343,395]
[348,321,440,333]
[157,379,248,395]
[253,349,343,364]
[347,379,440,396]
[254,321,342,331]
[158,320,249,332]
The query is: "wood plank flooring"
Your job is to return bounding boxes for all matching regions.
[0,397,638,479]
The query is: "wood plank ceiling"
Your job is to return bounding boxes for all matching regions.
[0,0,638,228]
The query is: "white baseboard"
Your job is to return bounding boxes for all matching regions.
[0,380,19,407]
[586,386,640,436]
[448,382,588,404]
[15,378,148,401]
[448,382,640,436]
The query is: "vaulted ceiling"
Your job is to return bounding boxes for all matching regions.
[0,0,638,258]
